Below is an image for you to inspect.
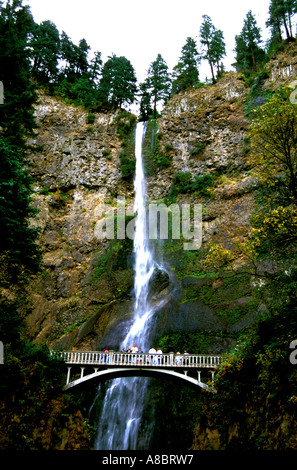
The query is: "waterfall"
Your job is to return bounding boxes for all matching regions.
[93,121,163,450]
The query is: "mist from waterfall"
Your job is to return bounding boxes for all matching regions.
[92,121,165,450]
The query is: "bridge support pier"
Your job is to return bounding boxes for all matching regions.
[67,367,71,385]
[197,370,201,382]
[210,371,215,386]
[80,367,85,379]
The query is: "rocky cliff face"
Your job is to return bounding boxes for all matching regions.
[24,93,136,349]
[23,73,256,352]
[23,42,297,354]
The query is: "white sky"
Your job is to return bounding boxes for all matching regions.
[23,0,272,83]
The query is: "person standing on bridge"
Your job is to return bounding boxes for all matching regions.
[104,349,109,363]
[175,352,182,366]
[121,346,126,363]
[183,350,189,365]
[156,348,163,365]
[126,346,132,363]
[137,347,143,364]
[131,343,138,364]
[149,347,156,364]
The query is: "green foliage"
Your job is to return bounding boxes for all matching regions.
[249,87,297,202]
[86,113,96,124]
[234,10,266,73]
[244,69,271,117]
[0,339,91,450]
[190,141,205,157]
[59,33,90,80]
[30,20,60,84]
[171,37,201,95]
[99,54,137,109]
[200,15,226,82]
[158,330,220,354]
[115,110,137,138]
[0,0,38,146]
[266,0,297,41]
[194,79,297,449]
[0,299,23,347]
[0,137,42,285]
[140,54,171,119]
[197,296,297,449]
[93,236,133,282]
[167,171,215,201]
[114,111,137,179]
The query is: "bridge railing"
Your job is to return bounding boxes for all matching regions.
[51,350,223,369]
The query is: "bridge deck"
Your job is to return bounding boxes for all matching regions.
[51,350,223,369]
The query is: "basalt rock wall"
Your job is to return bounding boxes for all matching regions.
[22,44,297,353]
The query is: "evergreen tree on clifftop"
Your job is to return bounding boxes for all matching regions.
[140,54,171,119]
[234,10,265,72]
[266,0,297,41]
[98,54,137,109]
[171,37,201,95]
[200,15,226,83]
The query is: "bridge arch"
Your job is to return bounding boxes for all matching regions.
[63,367,214,392]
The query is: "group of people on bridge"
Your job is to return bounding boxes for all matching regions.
[101,344,190,366]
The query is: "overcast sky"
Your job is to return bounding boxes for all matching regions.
[23,0,271,82]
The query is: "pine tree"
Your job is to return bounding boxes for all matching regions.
[140,54,171,119]
[89,51,102,84]
[76,38,90,76]
[98,54,137,109]
[0,0,37,146]
[234,10,265,72]
[29,20,60,85]
[0,1,41,284]
[200,15,226,83]
[60,32,91,81]
[171,37,200,95]
[209,29,226,77]
[266,0,297,41]
[0,137,41,285]
[139,81,153,121]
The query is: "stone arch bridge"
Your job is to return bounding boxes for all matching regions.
[51,350,224,392]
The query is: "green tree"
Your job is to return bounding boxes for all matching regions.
[59,32,90,80]
[249,87,297,202]
[89,50,102,83]
[0,0,37,146]
[0,1,41,284]
[0,137,41,285]
[98,54,137,109]
[139,81,153,121]
[234,10,265,71]
[171,37,200,95]
[76,38,90,76]
[200,15,226,83]
[29,20,60,84]
[140,54,171,119]
[209,29,226,77]
[266,0,297,41]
